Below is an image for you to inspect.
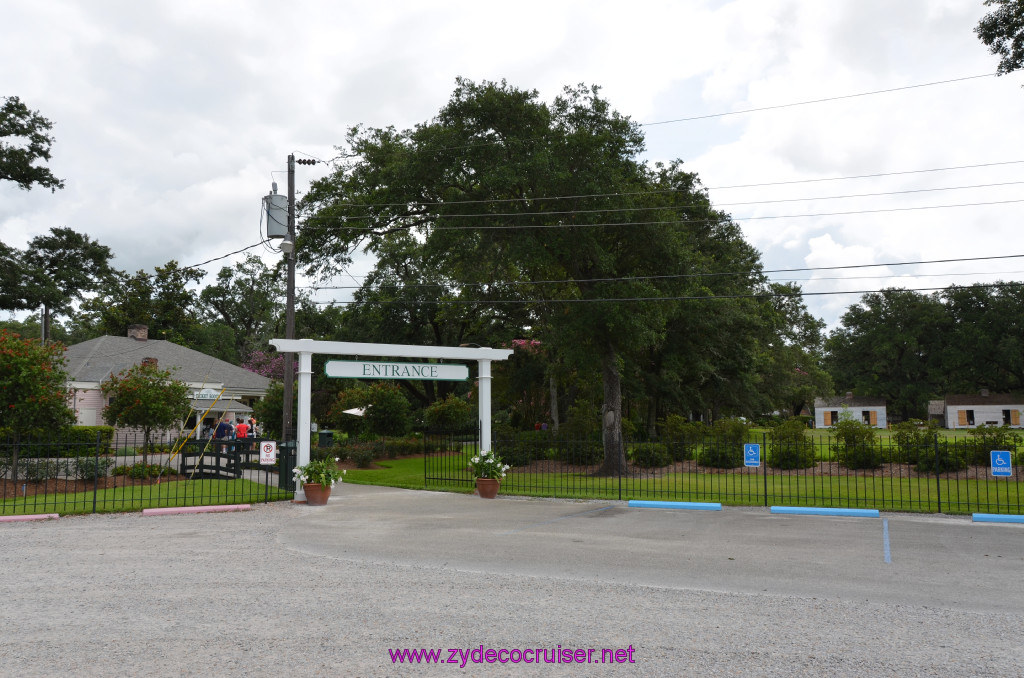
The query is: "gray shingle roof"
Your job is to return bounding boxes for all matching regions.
[814,395,887,408]
[64,336,271,394]
[943,393,1024,407]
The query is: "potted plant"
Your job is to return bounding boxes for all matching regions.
[467,450,509,499]
[292,457,346,505]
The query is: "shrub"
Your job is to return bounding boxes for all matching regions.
[364,383,413,437]
[71,456,115,480]
[831,419,881,469]
[914,440,969,474]
[696,442,743,468]
[424,394,474,431]
[383,437,424,458]
[113,463,173,479]
[965,425,1022,466]
[767,419,816,470]
[47,426,116,458]
[630,443,671,468]
[659,415,705,461]
[697,419,748,468]
[349,446,374,469]
[557,440,603,465]
[20,458,64,482]
[891,419,937,465]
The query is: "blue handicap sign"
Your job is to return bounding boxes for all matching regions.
[991,450,1012,477]
[744,443,761,467]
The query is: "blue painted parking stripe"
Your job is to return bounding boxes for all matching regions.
[770,506,880,518]
[628,500,722,511]
[972,513,1024,524]
[882,518,891,564]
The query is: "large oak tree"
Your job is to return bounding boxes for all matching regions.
[299,79,770,472]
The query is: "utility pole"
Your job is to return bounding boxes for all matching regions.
[282,154,297,442]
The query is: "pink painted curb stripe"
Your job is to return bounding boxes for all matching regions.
[0,514,60,522]
[142,504,251,516]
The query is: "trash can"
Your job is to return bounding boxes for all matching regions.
[278,441,296,491]
[318,430,333,448]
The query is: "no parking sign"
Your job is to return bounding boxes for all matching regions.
[260,441,278,465]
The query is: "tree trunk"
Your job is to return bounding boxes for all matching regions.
[595,341,627,476]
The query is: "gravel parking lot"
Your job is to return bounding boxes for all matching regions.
[2,484,1022,676]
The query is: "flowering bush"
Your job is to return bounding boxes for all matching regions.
[293,458,346,487]
[467,450,510,479]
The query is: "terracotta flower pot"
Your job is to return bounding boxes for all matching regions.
[303,482,332,506]
[476,477,500,499]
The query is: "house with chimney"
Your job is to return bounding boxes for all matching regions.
[813,393,888,429]
[64,324,271,438]
[932,391,1024,429]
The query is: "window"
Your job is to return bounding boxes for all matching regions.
[966,410,975,426]
[1003,410,1012,426]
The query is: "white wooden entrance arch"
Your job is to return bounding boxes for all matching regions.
[269,339,513,500]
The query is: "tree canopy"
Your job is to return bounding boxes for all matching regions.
[101,361,190,463]
[298,79,779,470]
[0,329,74,436]
[0,96,64,192]
[976,0,1024,75]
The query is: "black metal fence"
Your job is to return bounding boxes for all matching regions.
[0,433,295,516]
[425,431,1023,515]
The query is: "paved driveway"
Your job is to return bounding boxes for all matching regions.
[2,484,1022,676]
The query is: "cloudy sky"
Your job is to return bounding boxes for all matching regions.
[2,0,1021,329]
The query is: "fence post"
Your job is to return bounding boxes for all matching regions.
[934,434,942,514]
[763,432,769,507]
[617,437,622,502]
[93,431,102,514]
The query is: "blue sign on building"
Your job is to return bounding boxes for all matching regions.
[991,450,1012,478]
[744,443,761,468]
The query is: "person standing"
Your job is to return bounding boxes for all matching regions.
[215,417,234,439]
[235,418,249,439]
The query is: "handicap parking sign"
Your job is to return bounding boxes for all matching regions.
[744,443,761,468]
[991,450,1012,477]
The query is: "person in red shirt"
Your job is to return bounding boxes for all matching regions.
[234,418,249,438]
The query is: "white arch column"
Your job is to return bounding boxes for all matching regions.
[270,339,513,502]
[477,358,493,453]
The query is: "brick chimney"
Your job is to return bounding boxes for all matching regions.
[127,324,148,341]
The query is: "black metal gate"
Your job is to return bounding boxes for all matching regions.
[423,428,479,490]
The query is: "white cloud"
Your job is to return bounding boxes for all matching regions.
[1,0,1021,330]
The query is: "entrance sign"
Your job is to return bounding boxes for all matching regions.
[744,443,761,468]
[269,339,513,502]
[260,441,278,465]
[991,450,1012,477]
[325,360,468,381]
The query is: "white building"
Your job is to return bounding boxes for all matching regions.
[941,391,1024,429]
[814,393,887,429]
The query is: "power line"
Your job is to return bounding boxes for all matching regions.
[308,280,1024,306]
[297,160,1024,213]
[641,74,996,125]
[296,180,1024,228]
[298,198,1024,233]
[184,241,269,270]
[337,74,999,157]
[303,253,1024,289]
